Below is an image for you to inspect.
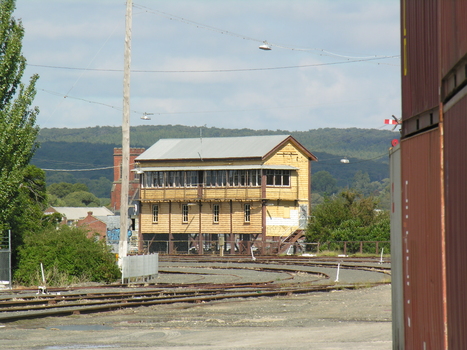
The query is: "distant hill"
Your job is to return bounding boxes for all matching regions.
[32,125,399,197]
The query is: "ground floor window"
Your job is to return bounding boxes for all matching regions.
[152,204,159,223]
[182,204,189,223]
[213,204,220,223]
[244,203,251,223]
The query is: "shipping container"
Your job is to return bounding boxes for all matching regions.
[389,144,404,350]
[401,130,445,349]
[443,95,467,349]
[439,1,467,95]
[401,0,439,123]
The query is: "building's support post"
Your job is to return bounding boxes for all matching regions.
[229,200,235,255]
[198,201,203,255]
[261,171,267,254]
[168,201,173,254]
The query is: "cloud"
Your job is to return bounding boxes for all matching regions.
[16,0,401,132]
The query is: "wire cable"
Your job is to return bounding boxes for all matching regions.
[133,3,398,61]
[29,55,399,74]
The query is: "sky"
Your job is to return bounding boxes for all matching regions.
[15,0,401,132]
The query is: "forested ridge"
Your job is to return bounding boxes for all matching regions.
[32,125,399,199]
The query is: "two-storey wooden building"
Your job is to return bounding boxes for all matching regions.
[135,135,317,255]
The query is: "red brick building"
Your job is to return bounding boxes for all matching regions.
[110,147,145,212]
[77,211,108,240]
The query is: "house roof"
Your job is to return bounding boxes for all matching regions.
[136,135,317,161]
[133,164,298,173]
[45,207,115,221]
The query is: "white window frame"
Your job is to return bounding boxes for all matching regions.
[244,203,251,223]
[213,204,220,223]
[182,204,189,223]
[152,204,159,223]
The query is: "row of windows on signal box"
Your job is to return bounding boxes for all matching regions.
[151,203,251,224]
[142,170,291,188]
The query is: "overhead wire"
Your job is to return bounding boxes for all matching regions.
[133,3,399,61]
[29,54,399,74]
[38,87,384,118]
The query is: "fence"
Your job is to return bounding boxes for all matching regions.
[141,239,390,256]
[302,241,390,255]
[121,253,158,283]
[0,231,11,289]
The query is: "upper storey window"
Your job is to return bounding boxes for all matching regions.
[266,170,290,187]
[143,170,263,188]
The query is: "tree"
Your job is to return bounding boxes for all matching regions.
[0,0,40,234]
[306,189,390,253]
[8,165,48,268]
[48,182,89,198]
[63,190,101,207]
[312,170,338,195]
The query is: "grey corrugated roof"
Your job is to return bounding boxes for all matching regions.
[48,207,115,221]
[133,164,298,172]
[136,135,291,161]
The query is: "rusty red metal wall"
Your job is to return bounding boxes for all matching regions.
[401,0,439,120]
[401,129,444,349]
[443,96,467,349]
[439,1,467,79]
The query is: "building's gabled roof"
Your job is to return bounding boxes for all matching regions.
[45,207,115,221]
[136,135,317,161]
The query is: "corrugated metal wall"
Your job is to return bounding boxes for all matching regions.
[401,0,439,120]
[401,130,444,349]
[443,95,467,349]
[390,144,404,350]
[398,0,467,348]
[440,1,467,78]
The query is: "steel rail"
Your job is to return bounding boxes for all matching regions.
[0,282,388,323]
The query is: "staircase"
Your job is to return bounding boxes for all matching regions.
[278,229,305,255]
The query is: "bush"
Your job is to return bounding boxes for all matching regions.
[14,225,121,286]
[306,190,390,253]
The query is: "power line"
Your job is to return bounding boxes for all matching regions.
[29,55,399,74]
[133,3,398,61]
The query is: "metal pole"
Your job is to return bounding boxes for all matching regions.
[119,0,132,261]
[8,230,11,289]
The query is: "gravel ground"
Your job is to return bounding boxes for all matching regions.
[0,261,392,350]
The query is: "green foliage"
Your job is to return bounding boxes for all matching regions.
[306,190,390,253]
[0,0,40,234]
[47,182,102,207]
[36,126,397,161]
[8,165,48,268]
[48,182,88,198]
[312,170,338,195]
[14,225,121,286]
[63,190,100,207]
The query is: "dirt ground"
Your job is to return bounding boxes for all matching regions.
[0,283,392,350]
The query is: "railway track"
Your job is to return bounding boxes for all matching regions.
[0,256,390,323]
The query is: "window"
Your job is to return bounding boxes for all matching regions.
[152,204,159,223]
[186,171,198,187]
[213,204,220,223]
[143,169,261,188]
[182,204,189,223]
[266,170,290,187]
[244,204,251,223]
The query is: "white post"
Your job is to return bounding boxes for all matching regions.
[250,246,256,261]
[40,262,46,285]
[379,247,384,264]
[119,0,132,263]
[334,262,341,282]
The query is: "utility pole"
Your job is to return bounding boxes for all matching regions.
[119,0,132,261]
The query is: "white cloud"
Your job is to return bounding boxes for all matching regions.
[16,0,401,131]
